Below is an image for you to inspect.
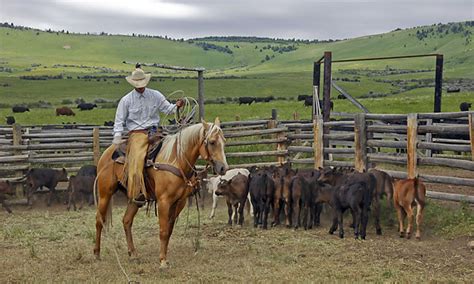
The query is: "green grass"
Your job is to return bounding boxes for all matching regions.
[0,22,473,121]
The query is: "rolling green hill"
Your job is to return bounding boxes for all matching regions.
[0,21,473,124]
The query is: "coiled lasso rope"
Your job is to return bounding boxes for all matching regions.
[162,90,199,133]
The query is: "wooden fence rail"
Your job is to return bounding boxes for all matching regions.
[0,110,473,202]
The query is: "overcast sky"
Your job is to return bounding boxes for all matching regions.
[0,0,472,40]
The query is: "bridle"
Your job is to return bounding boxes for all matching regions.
[199,123,225,167]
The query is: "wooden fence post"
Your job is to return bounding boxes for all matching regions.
[354,113,368,172]
[425,119,432,157]
[313,118,324,169]
[12,124,23,197]
[93,128,100,166]
[268,109,285,164]
[293,111,299,121]
[407,113,418,178]
[469,113,474,161]
[198,70,205,120]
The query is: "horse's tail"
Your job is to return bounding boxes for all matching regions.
[93,176,98,208]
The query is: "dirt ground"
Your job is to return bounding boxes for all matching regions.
[0,193,473,283]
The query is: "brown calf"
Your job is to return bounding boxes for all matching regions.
[368,168,395,227]
[56,107,75,116]
[393,177,426,239]
[215,173,249,226]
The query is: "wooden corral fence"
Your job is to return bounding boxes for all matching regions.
[220,110,474,203]
[0,124,110,196]
[1,110,473,203]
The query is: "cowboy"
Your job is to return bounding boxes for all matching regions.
[113,67,184,203]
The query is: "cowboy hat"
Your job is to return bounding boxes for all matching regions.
[125,68,151,88]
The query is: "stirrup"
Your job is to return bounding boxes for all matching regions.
[132,193,147,206]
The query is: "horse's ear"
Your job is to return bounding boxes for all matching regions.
[214,117,221,127]
[201,119,209,131]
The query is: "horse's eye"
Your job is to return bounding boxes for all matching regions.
[209,141,215,146]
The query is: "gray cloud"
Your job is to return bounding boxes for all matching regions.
[0,0,472,39]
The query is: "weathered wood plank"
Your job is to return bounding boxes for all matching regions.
[354,113,367,172]
[407,113,418,179]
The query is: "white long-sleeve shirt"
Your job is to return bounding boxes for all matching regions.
[113,88,177,137]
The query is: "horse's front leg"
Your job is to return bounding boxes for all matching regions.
[123,202,140,259]
[158,195,187,269]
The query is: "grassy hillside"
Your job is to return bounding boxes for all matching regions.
[0,21,473,123]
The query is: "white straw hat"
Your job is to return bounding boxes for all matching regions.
[125,68,151,88]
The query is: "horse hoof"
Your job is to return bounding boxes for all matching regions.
[159,260,170,269]
[93,250,101,260]
[376,228,382,235]
[399,232,405,238]
[406,233,411,239]
[416,235,421,240]
[128,251,139,261]
[339,234,344,239]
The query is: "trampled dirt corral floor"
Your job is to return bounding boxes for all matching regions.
[0,193,473,283]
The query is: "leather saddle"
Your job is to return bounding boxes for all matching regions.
[112,131,166,166]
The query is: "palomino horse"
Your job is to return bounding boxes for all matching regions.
[393,177,426,240]
[93,118,228,268]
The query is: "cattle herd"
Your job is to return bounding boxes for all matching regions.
[0,163,427,240]
[207,164,427,240]
[0,165,97,212]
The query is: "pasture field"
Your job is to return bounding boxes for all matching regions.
[1,21,473,125]
[0,194,473,282]
[0,89,472,125]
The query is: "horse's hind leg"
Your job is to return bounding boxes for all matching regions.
[94,179,115,260]
[123,202,139,258]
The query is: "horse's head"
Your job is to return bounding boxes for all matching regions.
[200,117,229,175]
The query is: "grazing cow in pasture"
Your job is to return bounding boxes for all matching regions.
[208,168,252,219]
[255,96,274,103]
[12,106,30,113]
[368,168,394,226]
[272,164,296,227]
[447,87,460,93]
[5,116,15,125]
[103,120,114,126]
[249,167,275,229]
[67,175,95,211]
[56,107,75,116]
[0,181,15,213]
[459,102,471,111]
[77,103,98,111]
[215,173,249,226]
[238,97,256,105]
[297,94,310,101]
[25,168,69,207]
[393,177,426,240]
